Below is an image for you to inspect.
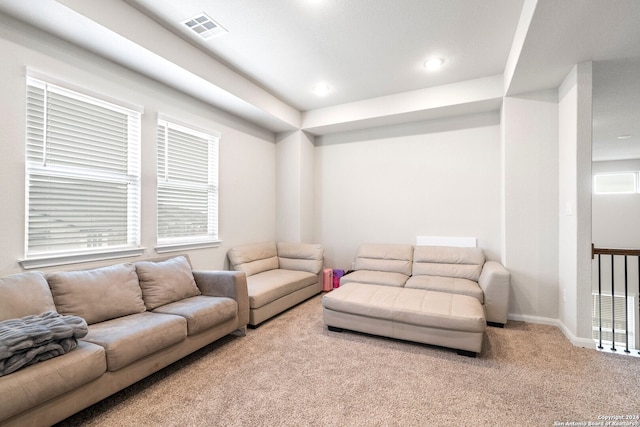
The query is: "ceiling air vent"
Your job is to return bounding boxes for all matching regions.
[182,13,227,40]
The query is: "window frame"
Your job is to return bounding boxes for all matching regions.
[20,74,144,269]
[155,116,221,253]
[593,171,639,195]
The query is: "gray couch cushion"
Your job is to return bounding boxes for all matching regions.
[412,246,485,281]
[247,269,318,309]
[340,270,409,287]
[47,263,146,325]
[135,256,201,310]
[0,272,56,321]
[353,243,414,276]
[0,341,106,421]
[227,242,279,277]
[405,275,484,303]
[83,312,186,371]
[277,242,324,274]
[152,296,238,335]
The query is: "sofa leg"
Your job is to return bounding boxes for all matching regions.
[487,321,505,328]
[232,326,247,337]
[327,326,344,333]
[456,349,477,358]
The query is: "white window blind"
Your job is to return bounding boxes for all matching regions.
[156,118,219,247]
[25,77,141,260]
[592,293,637,349]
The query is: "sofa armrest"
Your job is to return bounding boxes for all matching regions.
[192,270,249,327]
[478,261,510,326]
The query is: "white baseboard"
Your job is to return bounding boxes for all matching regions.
[508,313,597,350]
[508,313,557,326]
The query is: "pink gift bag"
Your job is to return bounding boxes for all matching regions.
[322,268,333,292]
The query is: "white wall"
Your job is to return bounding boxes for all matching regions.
[275,130,315,243]
[502,92,560,320]
[0,18,277,275]
[558,63,594,345]
[314,113,502,270]
[276,132,302,242]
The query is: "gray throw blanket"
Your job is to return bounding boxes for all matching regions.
[0,311,88,377]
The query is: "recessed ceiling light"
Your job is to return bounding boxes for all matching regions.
[424,57,445,72]
[182,13,227,40]
[617,134,632,140]
[313,82,331,96]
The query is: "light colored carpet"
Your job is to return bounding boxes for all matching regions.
[57,294,640,426]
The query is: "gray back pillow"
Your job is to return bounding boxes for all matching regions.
[135,256,201,310]
[0,272,57,321]
[47,263,146,325]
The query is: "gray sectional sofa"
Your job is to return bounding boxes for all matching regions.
[0,255,249,427]
[322,243,510,356]
[227,241,324,327]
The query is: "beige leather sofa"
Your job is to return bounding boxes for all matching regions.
[227,242,324,327]
[322,243,510,356]
[0,255,249,427]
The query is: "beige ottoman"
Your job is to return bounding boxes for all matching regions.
[322,282,486,357]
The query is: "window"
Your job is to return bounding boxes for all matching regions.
[593,172,638,194]
[156,117,219,251]
[24,76,142,267]
[592,293,637,350]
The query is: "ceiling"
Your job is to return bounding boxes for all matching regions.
[592,57,640,162]
[125,0,524,112]
[0,0,639,159]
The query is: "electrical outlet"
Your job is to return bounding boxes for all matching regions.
[564,201,573,216]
